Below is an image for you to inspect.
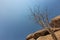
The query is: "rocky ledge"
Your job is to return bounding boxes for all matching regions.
[26,28,60,40]
[26,15,60,40]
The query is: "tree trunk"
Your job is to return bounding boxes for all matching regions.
[46,28,58,40]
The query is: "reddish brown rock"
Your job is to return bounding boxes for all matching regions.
[26,28,60,40]
[50,15,60,28]
[29,38,35,40]
[37,30,60,40]
[26,33,34,40]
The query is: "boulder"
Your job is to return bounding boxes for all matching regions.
[50,15,60,28]
[26,33,34,40]
[37,30,60,40]
[26,28,60,40]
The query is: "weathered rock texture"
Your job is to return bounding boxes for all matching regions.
[26,15,60,40]
[26,28,60,40]
[37,30,60,40]
[50,15,60,28]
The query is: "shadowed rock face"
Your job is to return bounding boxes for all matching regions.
[26,33,34,40]
[37,30,60,40]
[26,28,60,40]
[50,15,60,28]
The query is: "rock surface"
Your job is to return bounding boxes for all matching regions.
[26,28,60,40]
[37,30,60,40]
[50,15,60,28]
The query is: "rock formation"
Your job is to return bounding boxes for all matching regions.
[26,28,60,40]
[50,15,60,28]
[37,30,60,40]
[26,15,60,40]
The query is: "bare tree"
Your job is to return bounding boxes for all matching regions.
[30,6,58,40]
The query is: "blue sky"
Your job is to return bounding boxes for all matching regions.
[0,0,60,40]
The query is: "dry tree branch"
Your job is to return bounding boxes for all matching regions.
[30,7,58,40]
[45,9,58,40]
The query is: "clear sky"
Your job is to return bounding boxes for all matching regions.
[0,0,60,40]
